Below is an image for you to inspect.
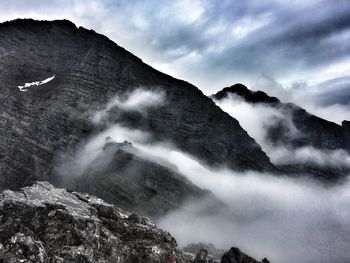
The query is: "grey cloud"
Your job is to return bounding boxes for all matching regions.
[311,76,350,106]
[0,0,350,94]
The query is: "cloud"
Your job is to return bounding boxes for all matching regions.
[93,88,165,123]
[61,120,350,262]
[55,87,350,263]
[157,152,350,263]
[58,88,165,179]
[1,0,350,94]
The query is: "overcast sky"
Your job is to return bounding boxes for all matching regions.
[1,0,350,98]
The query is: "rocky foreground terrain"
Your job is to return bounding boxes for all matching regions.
[0,182,266,263]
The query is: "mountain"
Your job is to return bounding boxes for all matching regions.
[212,84,350,181]
[0,19,275,193]
[0,182,265,263]
[212,83,350,152]
[67,138,216,218]
[213,84,280,105]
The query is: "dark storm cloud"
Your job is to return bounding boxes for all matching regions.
[0,0,350,95]
[312,76,350,106]
[191,0,350,77]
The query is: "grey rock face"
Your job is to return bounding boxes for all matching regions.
[0,19,275,191]
[68,138,215,218]
[0,181,191,262]
[221,247,264,263]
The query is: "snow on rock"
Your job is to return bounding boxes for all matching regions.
[18,75,55,91]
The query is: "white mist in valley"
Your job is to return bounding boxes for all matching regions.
[59,88,350,263]
[157,151,350,263]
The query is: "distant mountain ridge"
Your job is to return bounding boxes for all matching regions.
[212,83,350,153]
[212,83,350,181]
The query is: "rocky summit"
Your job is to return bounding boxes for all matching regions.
[0,19,274,192]
[0,182,264,263]
[212,84,280,105]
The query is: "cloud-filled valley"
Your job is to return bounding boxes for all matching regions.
[54,88,350,263]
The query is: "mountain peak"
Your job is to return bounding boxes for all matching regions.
[212,84,280,105]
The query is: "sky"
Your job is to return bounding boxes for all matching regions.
[1,0,350,100]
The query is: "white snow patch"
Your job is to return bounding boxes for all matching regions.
[18,75,55,92]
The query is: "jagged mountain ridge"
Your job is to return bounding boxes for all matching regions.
[212,84,350,181]
[0,19,274,191]
[212,83,350,152]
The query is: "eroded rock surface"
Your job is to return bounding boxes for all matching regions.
[0,182,191,262]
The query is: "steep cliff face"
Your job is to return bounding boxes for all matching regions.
[0,19,274,191]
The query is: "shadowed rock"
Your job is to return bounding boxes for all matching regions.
[212,84,280,105]
[221,247,265,263]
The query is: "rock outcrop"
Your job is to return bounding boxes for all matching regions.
[221,247,267,263]
[0,19,275,192]
[0,182,266,263]
[0,181,191,262]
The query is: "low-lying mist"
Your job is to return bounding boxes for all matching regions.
[57,88,350,263]
[157,151,350,263]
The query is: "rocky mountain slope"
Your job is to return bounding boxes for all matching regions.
[0,19,275,192]
[0,182,265,263]
[67,138,215,218]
